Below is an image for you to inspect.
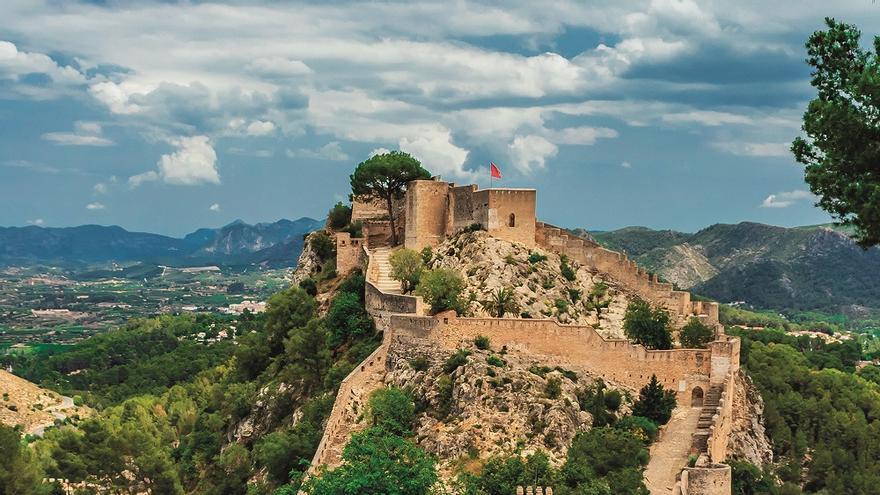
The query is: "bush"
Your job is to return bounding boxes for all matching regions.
[443,349,471,374]
[604,389,622,411]
[325,291,374,347]
[482,287,519,318]
[545,377,562,399]
[415,268,466,315]
[327,202,352,230]
[309,231,335,261]
[615,415,659,443]
[389,248,424,293]
[528,252,547,264]
[474,335,491,350]
[679,318,715,348]
[560,255,577,281]
[486,355,506,367]
[420,246,433,265]
[368,387,415,436]
[558,427,649,494]
[623,298,673,350]
[408,356,429,372]
[299,278,318,297]
[632,375,677,425]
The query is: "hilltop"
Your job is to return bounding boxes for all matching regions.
[591,222,880,316]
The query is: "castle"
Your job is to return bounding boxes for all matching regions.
[323,177,739,495]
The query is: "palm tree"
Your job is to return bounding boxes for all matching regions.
[482,287,520,318]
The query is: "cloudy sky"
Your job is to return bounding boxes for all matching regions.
[2,0,877,236]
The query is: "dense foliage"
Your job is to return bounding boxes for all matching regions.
[389,248,424,293]
[415,268,466,315]
[5,270,380,495]
[792,18,880,247]
[631,375,677,426]
[679,317,715,348]
[623,299,673,350]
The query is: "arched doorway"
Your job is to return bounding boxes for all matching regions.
[691,387,704,407]
[508,213,516,227]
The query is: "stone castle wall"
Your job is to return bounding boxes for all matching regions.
[405,180,451,250]
[390,313,739,404]
[335,233,364,276]
[677,464,732,495]
[476,189,537,247]
[536,222,720,329]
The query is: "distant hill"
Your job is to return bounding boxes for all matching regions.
[591,222,880,314]
[0,217,324,267]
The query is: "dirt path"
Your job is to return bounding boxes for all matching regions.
[644,406,700,495]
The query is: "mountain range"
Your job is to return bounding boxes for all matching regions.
[589,222,880,315]
[0,217,324,268]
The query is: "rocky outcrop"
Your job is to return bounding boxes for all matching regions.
[727,370,773,466]
[385,339,614,472]
[291,232,324,285]
[427,231,632,338]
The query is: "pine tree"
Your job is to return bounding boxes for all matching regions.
[632,374,677,425]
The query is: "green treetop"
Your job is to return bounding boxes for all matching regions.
[350,151,431,245]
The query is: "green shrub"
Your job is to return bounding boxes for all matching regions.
[528,252,547,264]
[560,255,577,281]
[327,202,352,230]
[72,395,84,407]
[679,317,715,348]
[299,278,318,297]
[632,375,676,425]
[408,356,429,372]
[623,298,673,350]
[474,335,491,350]
[443,349,471,374]
[615,415,659,443]
[420,246,434,265]
[545,377,562,399]
[368,387,415,436]
[389,248,424,293]
[415,268,466,315]
[486,355,506,367]
[310,231,335,261]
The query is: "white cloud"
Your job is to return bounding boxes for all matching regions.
[86,202,105,210]
[128,170,159,188]
[547,126,618,145]
[662,110,753,127]
[508,134,557,173]
[128,136,219,187]
[713,141,790,157]
[0,40,85,98]
[286,142,350,161]
[246,57,312,77]
[42,121,114,147]
[209,203,221,212]
[155,136,220,185]
[620,161,632,168]
[93,182,108,194]
[369,148,391,157]
[27,218,44,226]
[246,120,276,136]
[760,190,813,209]
[399,128,471,179]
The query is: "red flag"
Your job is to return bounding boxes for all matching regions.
[490,162,502,179]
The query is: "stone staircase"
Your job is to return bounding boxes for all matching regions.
[371,247,403,294]
[691,384,724,454]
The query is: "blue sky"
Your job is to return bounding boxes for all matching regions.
[1,0,877,236]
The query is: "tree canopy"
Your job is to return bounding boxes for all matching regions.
[792,18,880,247]
[349,151,431,245]
[623,299,673,350]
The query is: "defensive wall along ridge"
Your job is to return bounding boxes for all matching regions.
[317,178,737,493]
[311,242,738,494]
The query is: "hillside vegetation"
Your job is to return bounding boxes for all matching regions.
[592,222,880,319]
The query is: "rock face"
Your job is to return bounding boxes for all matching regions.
[385,339,623,473]
[426,231,633,338]
[291,232,324,285]
[727,371,773,466]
